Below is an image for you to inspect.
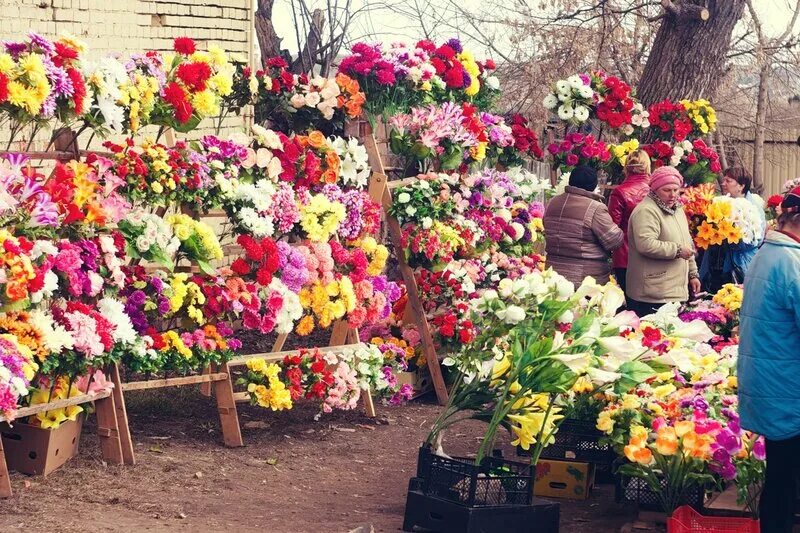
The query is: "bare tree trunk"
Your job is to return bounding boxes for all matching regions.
[752,63,769,193]
[637,0,746,105]
[255,0,283,64]
[292,9,326,74]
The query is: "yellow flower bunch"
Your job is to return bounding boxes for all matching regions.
[433,220,466,250]
[506,392,564,451]
[609,139,640,165]
[680,98,717,135]
[299,194,346,242]
[29,377,83,429]
[695,197,741,249]
[0,50,50,116]
[245,359,292,411]
[469,142,487,162]
[165,214,224,262]
[457,51,481,96]
[122,73,160,132]
[713,283,743,313]
[297,277,356,334]
[162,330,193,359]
[166,273,206,323]
[354,236,389,276]
[141,140,175,194]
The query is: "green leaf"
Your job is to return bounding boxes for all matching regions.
[614,360,657,395]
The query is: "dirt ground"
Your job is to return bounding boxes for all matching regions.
[0,386,641,533]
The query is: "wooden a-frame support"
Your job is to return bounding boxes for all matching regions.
[348,119,449,405]
[0,386,124,497]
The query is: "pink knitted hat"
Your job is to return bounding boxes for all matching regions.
[649,166,683,192]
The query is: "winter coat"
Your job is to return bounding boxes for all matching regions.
[626,194,698,303]
[543,186,624,286]
[608,173,650,269]
[738,230,800,440]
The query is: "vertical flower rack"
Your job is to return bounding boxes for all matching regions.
[350,119,449,405]
[0,386,125,497]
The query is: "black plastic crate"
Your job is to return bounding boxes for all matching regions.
[418,447,533,507]
[518,419,615,474]
[616,474,706,512]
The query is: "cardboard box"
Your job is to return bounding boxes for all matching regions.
[0,416,83,476]
[397,367,432,396]
[534,459,594,500]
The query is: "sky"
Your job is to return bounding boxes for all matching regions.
[263,0,800,56]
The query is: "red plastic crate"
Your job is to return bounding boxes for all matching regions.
[667,506,760,533]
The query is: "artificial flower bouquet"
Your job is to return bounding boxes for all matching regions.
[389,172,458,227]
[148,37,235,132]
[164,213,224,275]
[647,98,716,143]
[339,39,499,118]
[642,139,722,186]
[496,113,544,168]
[547,133,612,173]
[693,196,762,250]
[543,74,594,125]
[117,210,180,270]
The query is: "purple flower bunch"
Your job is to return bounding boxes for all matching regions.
[276,241,309,293]
[269,182,301,235]
[119,272,171,333]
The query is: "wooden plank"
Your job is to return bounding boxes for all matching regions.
[93,393,124,465]
[233,392,249,402]
[386,176,420,190]
[199,363,215,397]
[0,436,11,497]
[213,363,244,447]
[121,372,229,392]
[228,343,363,366]
[382,186,449,405]
[0,391,111,422]
[109,364,135,465]
[367,172,388,204]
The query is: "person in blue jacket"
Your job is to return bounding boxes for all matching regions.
[739,185,800,532]
[700,167,766,292]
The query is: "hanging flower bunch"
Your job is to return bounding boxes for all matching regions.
[164,213,223,274]
[543,74,594,124]
[547,133,612,173]
[680,99,717,136]
[590,71,635,130]
[103,138,212,207]
[117,210,180,269]
[296,276,356,335]
[338,344,412,403]
[81,54,160,134]
[0,32,88,135]
[497,114,544,167]
[647,99,694,142]
[642,139,722,186]
[150,37,234,131]
[0,230,47,311]
[400,219,473,269]
[46,233,126,300]
[389,173,458,226]
[281,348,335,402]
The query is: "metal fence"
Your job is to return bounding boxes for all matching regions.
[723,127,800,196]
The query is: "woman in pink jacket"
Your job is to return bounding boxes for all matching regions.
[608,150,651,301]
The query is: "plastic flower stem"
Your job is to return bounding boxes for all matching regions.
[529,394,557,466]
[475,377,525,465]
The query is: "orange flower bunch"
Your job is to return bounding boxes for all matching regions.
[296,131,340,185]
[0,230,37,306]
[335,73,366,118]
[0,312,48,362]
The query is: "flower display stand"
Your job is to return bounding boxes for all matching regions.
[228,320,377,418]
[351,119,449,405]
[0,387,125,497]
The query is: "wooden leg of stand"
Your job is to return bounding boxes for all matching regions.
[213,364,243,447]
[109,364,136,465]
[199,363,215,397]
[0,438,11,498]
[362,388,377,418]
[94,393,124,465]
[272,332,288,352]
[329,320,349,346]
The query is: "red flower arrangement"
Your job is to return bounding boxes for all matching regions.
[547,132,612,173]
[642,139,721,185]
[415,269,476,313]
[430,303,476,347]
[591,71,634,130]
[282,348,335,401]
[232,234,280,286]
[647,99,693,142]
[173,37,197,55]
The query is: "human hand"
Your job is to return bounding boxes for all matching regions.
[689,277,701,295]
[677,246,695,260]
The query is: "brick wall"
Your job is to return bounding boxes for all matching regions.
[0,0,254,149]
